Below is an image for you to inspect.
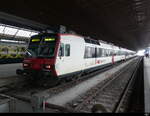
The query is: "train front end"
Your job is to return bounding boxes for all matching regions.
[16,33,60,85]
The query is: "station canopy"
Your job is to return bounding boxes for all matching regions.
[0,23,38,38]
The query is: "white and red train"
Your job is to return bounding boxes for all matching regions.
[17,33,136,85]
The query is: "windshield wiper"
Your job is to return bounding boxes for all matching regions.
[26,49,37,58]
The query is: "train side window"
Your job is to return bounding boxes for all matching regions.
[92,47,96,58]
[87,47,92,58]
[65,44,70,56]
[96,48,98,58]
[59,43,64,57]
[119,51,122,55]
[102,49,106,57]
[105,49,109,57]
[91,40,95,44]
[95,48,98,58]
[97,48,102,57]
[117,51,119,55]
[85,39,91,44]
[108,50,111,56]
[110,50,114,56]
[114,50,117,56]
[84,47,88,59]
[84,46,92,58]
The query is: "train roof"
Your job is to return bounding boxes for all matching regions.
[33,30,135,53]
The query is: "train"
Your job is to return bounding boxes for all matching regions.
[16,32,136,86]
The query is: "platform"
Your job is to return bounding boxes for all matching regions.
[0,63,22,78]
[144,57,150,113]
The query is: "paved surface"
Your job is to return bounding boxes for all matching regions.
[46,58,136,106]
[0,63,22,78]
[144,57,150,113]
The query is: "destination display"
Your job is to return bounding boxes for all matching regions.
[30,38,56,43]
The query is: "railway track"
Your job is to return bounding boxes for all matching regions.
[0,57,140,113]
[64,57,142,113]
[0,76,26,92]
[113,58,142,113]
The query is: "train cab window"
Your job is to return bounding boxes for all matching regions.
[59,43,64,57]
[65,44,70,56]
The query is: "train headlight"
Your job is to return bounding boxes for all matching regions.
[23,63,29,67]
[45,65,51,70]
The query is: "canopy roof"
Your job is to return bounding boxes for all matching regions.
[0,23,38,38]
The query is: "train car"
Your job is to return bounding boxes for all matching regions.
[16,33,136,86]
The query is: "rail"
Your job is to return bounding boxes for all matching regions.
[113,57,143,113]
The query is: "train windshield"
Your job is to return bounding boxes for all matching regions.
[26,34,58,58]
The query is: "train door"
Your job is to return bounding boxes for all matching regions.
[56,43,65,76]
[63,43,71,74]
[56,42,72,76]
